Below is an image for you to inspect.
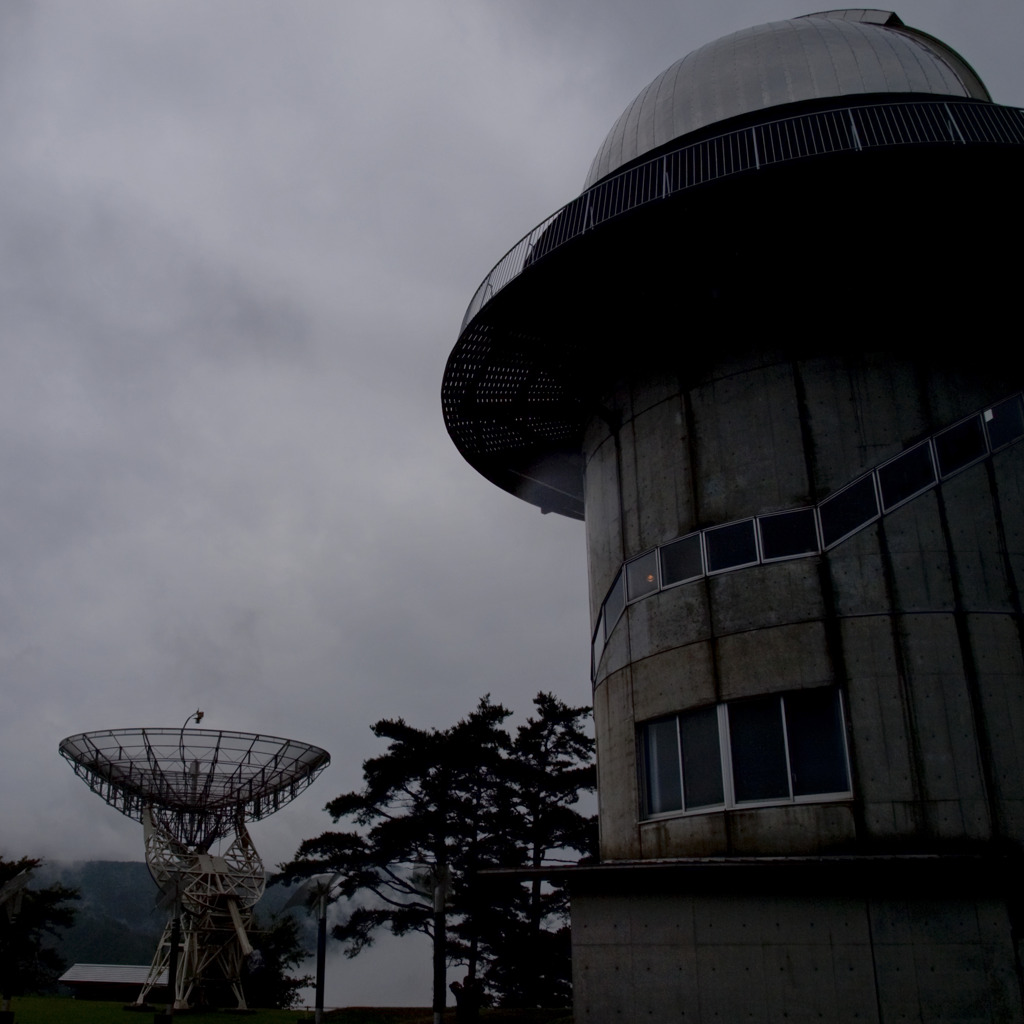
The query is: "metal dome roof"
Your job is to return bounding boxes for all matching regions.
[584,9,991,188]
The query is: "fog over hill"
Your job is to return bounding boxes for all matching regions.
[38,861,310,969]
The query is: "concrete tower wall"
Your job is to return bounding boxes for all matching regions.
[443,11,1024,1019]
[571,884,1023,1024]
[587,354,1024,862]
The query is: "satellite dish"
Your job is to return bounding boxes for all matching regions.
[59,727,330,1012]
[59,728,329,847]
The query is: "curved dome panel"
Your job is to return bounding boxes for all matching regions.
[585,10,990,188]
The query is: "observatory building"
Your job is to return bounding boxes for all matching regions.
[443,10,1024,1023]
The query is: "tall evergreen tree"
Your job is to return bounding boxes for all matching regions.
[474,693,596,1006]
[277,693,595,1011]
[242,913,313,1009]
[279,697,512,1019]
[0,858,79,1004]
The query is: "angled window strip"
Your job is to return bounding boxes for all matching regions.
[592,391,1024,683]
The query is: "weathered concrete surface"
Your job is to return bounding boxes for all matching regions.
[588,364,1024,861]
[580,358,1024,1023]
[573,888,1023,1024]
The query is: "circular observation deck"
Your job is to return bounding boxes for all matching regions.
[441,10,1024,520]
[59,728,330,844]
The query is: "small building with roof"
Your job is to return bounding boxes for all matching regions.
[59,964,167,1002]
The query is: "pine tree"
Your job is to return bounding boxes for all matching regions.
[277,693,595,1011]
[477,693,596,1006]
[242,913,313,1009]
[279,697,511,1018]
[0,857,79,1005]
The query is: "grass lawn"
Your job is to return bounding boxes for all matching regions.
[5,997,299,1024]
[7,998,572,1024]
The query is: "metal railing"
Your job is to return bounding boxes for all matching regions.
[461,99,1024,333]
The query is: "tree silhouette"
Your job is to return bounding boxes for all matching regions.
[478,693,596,1006]
[241,913,313,1009]
[0,857,79,1006]
[278,693,595,1010]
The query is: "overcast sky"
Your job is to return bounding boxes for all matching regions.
[2,0,1020,1006]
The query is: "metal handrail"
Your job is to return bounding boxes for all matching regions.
[461,99,1024,333]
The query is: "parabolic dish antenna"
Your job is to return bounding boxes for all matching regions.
[59,727,330,1011]
[59,727,330,846]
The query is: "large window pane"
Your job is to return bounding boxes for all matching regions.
[985,396,1024,450]
[591,609,605,678]
[626,550,659,601]
[642,719,682,815]
[660,534,703,585]
[728,697,790,802]
[935,416,987,477]
[680,706,724,809]
[818,475,878,548]
[758,508,819,561]
[604,571,625,633]
[877,442,936,511]
[704,520,758,573]
[784,689,850,797]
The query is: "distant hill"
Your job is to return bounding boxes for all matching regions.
[38,861,163,966]
[37,861,313,969]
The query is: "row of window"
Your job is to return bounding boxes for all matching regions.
[640,688,851,819]
[593,393,1024,678]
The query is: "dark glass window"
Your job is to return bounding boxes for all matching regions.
[640,689,850,819]
[660,534,703,585]
[603,571,625,633]
[818,475,878,548]
[985,396,1024,450]
[680,706,724,809]
[877,442,936,511]
[591,610,605,678]
[784,689,849,797]
[704,520,758,573]
[728,696,790,802]
[934,416,987,477]
[758,508,819,561]
[626,550,659,601]
[642,719,682,815]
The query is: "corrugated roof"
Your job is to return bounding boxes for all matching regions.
[59,963,166,985]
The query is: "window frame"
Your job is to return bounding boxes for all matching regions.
[625,548,661,603]
[875,440,937,514]
[639,689,853,821]
[703,518,760,575]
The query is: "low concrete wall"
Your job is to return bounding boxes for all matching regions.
[570,859,1024,1024]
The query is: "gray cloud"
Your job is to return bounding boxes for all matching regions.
[1,0,1018,1005]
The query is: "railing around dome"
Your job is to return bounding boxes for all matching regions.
[461,99,1024,333]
